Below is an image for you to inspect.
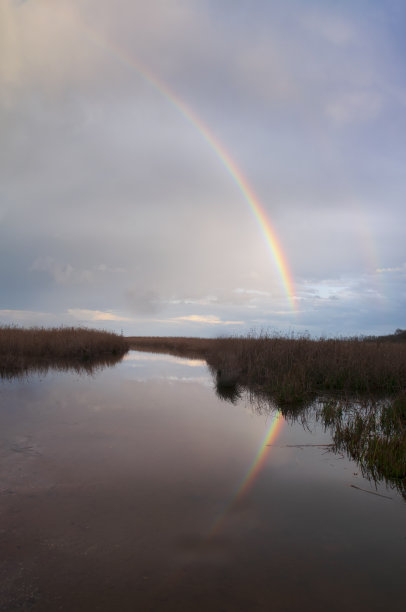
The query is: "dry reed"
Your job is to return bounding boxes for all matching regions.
[126,336,214,359]
[0,326,128,377]
[128,332,406,399]
[205,333,406,402]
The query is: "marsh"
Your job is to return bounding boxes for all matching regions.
[0,351,405,611]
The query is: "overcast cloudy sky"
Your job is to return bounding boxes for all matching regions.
[1,0,405,337]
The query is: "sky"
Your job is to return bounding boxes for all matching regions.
[1,0,405,338]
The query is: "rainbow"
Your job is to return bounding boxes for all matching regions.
[234,411,284,501]
[73,22,296,310]
[209,411,284,538]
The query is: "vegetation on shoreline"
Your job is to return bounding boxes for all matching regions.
[2,328,405,492]
[0,326,128,378]
[317,393,406,494]
[129,332,406,401]
[126,336,214,359]
[129,332,406,494]
[241,388,406,497]
[209,334,406,401]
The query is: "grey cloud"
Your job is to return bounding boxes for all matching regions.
[1,0,405,335]
[126,288,161,315]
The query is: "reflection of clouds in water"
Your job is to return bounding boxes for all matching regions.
[123,351,206,368]
[122,351,211,386]
[130,375,213,387]
[166,375,211,385]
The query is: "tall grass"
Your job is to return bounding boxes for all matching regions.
[127,336,213,359]
[205,333,406,402]
[128,333,406,494]
[317,393,406,496]
[0,326,128,378]
[233,388,406,497]
[129,333,406,400]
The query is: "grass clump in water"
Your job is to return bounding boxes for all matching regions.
[318,393,406,495]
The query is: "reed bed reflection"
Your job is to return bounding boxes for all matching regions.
[317,393,406,496]
[214,384,406,499]
[128,331,406,496]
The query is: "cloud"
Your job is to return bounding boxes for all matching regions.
[0,309,54,324]
[67,309,131,322]
[301,11,356,46]
[174,315,244,325]
[0,1,405,337]
[376,263,406,274]
[0,0,203,105]
[325,91,382,124]
[31,257,87,285]
[125,288,161,315]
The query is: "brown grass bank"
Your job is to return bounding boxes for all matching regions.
[126,336,216,359]
[127,334,406,493]
[208,334,406,401]
[0,326,128,377]
[128,333,406,401]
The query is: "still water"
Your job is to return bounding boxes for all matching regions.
[0,352,405,611]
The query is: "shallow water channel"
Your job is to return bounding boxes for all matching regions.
[1,351,405,611]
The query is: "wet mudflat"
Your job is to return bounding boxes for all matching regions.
[0,352,405,611]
